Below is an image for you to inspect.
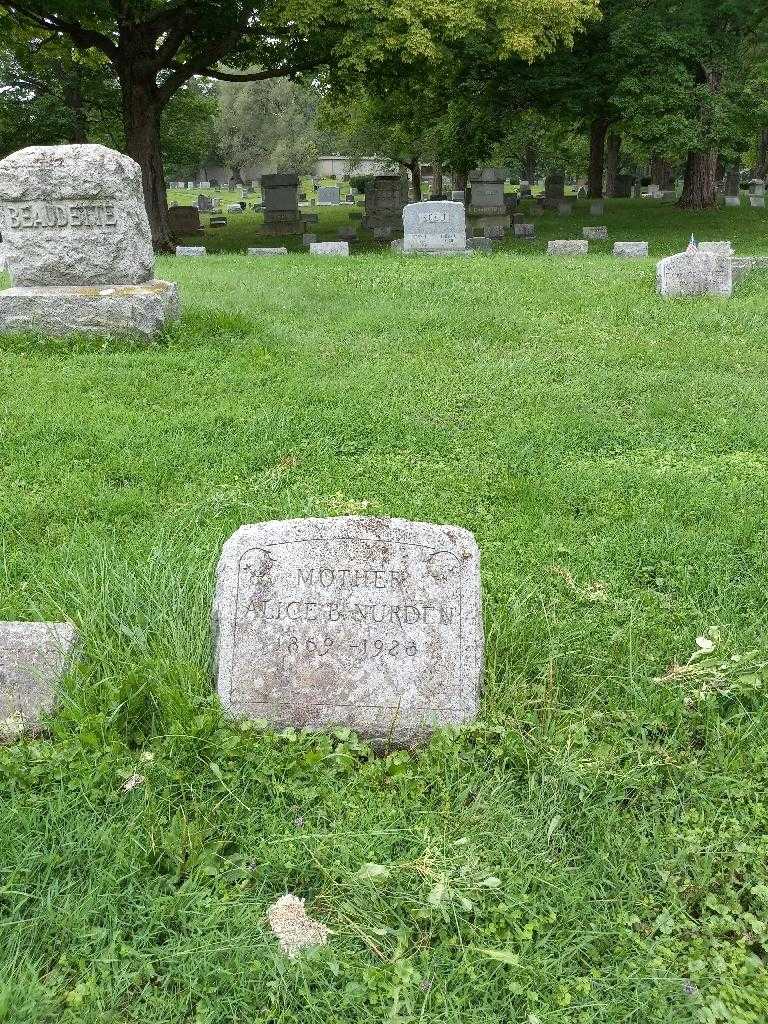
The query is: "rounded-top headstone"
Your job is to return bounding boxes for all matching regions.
[0,144,154,287]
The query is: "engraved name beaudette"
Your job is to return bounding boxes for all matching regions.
[0,201,119,230]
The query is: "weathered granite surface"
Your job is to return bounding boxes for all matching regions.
[582,226,608,240]
[548,240,588,255]
[514,223,535,237]
[0,144,154,287]
[0,281,179,336]
[403,201,467,254]
[213,516,483,746]
[656,250,732,297]
[309,241,349,256]
[613,241,649,258]
[247,247,288,256]
[0,621,78,735]
[175,246,206,256]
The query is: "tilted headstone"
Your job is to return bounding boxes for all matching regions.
[402,201,468,254]
[175,245,206,256]
[582,226,608,240]
[247,247,288,256]
[656,248,732,297]
[363,176,409,231]
[547,239,588,255]
[0,144,177,337]
[0,621,78,735]
[613,241,648,258]
[317,186,341,205]
[212,517,483,746]
[309,241,349,255]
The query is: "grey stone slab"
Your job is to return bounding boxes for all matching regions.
[247,247,288,256]
[0,280,179,336]
[699,240,733,257]
[403,201,466,253]
[212,516,483,746]
[0,144,154,288]
[450,190,465,203]
[302,234,317,245]
[175,245,206,256]
[316,186,341,205]
[483,224,505,240]
[547,240,588,255]
[467,236,492,252]
[656,250,732,297]
[513,223,535,237]
[589,201,604,215]
[557,202,573,216]
[0,621,78,735]
[226,203,244,213]
[337,228,358,240]
[582,225,607,241]
[724,196,741,207]
[373,226,393,240]
[309,241,349,256]
[613,241,648,258]
[750,196,765,208]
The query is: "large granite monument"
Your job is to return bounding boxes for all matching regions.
[213,516,483,746]
[0,144,178,337]
[402,201,468,255]
[261,173,303,235]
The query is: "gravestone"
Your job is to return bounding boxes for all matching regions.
[468,167,509,233]
[227,203,244,213]
[750,195,765,208]
[168,206,202,235]
[724,195,741,207]
[513,223,535,238]
[589,200,604,216]
[613,241,648,258]
[362,176,409,231]
[261,173,302,235]
[316,186,341,205]
[302,233,317,246]
[483,224,505,240]
[582,226,608,240]
[557,202,573,216]
[576,185,588,199]
[450,190,465,203]
[0,621,78,735]
[199,180,210,189]
[519,180,531,198]
[656,248,732,297]
[337,227,358,240]
[309,241,349,255]
[547,239,588,255]
[613,174,633,198]
[247,247,288,256]
[210,216,228,227]
[212,516,483,746]
[373,226,393,241]
[643,184,661,198]
[749,179,765,206]
[0,144,177,337]
[175,245,206,256]
[402,201,468,255]
[197,194,213,212]
[467,236,492,252]
[543,171,565,209]
[699,240,733,257]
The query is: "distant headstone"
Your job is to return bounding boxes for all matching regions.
[750,195,765,208]
[363,176,409,231]
[576,186,588,199]
[402,201,468,254]
[197,194,213,212]
[227,203,244,213]
[247,247,289,256]
[317,186,341,205]
[390,238,404,252]
[656,248,732,297]
[168,206,202,235]
[613,174,633,198]
[0,621,78,736]
[302,233,317,246]
[450,190,465,203]
[543,172,565,209]
[309,241,349,255]
[337,227,358,240]
[513,223,535,238]
[750,179,765,198]
[210,216,228,227]
[483,223,505,239]
[589,200,604,216]
[199,181,210,189]
[212,516,483,746]
[547,240,588,255]
[261,173,302,234]
[186,181,194,189]
[519,180,532,198]
[468,167,509,233]
[373,226,393,241]
[724,195,740,207]
[582,226,608,240]
[175,245,206,256]
[557,202,573,216]
[467,236,492,252]
[0,144,177,337]
[613,241,648,258]
[303,212,319,224]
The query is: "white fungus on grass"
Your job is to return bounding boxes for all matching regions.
[266,894,330,958]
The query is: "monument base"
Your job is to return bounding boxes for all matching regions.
[0,280,179,337]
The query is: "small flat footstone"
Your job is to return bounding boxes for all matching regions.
[548,240,588,255]
[467,236,492,252]
[0,621,78,736]
[213,516,483,747]
[247,247,288,256]
[582,226,607,241]
[613,241,648,258]
[175,246,206,256]
[0,280,179,336]
[309,241,349,255]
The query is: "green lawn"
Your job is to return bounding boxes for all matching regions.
[1,200,768,1023]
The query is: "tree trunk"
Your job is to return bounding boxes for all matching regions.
[432,159,443,196]
[604,132,621,197]
[63,67,88,144]
[756,129,768,179]
[678,149,718,209]
[522,144,537,182]
[588,116,610,198]
[118,31,174,252]
[650,153,673,189]
[409,160,422,202]
[454,170,468,192]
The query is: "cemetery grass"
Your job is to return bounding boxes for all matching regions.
[2,203,768,1023]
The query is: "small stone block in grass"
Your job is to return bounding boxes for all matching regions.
[548,240,588,255]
